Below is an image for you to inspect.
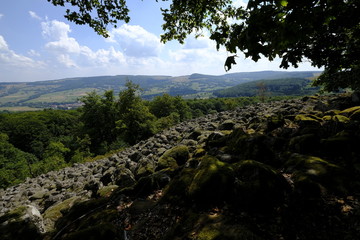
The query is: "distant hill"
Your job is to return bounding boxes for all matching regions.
[0,71,321,110]
[214,78,321,97]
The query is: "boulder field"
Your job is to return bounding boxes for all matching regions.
[1,93,360,240]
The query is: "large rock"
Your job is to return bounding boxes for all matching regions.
[285,154,347,195]
[0,205,45,239]
[157,145,190,170]
[43,196,87,232]
[231,160,290,212]
[188,156,234,206]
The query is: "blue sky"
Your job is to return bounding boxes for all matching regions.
[0,0,321,82]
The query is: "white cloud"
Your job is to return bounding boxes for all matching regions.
[57,54,78,68]
[108,24,163,57]
[28,49,41,57]
[40,19,126,70]
[29,11,42,20]
[46,36,81,54]
[0,35,9,50]
[184,35,212,49]
[0,35,45,69]
[42,20,71,40]
[0,13,4,19]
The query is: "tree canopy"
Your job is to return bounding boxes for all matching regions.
[48,0,360,91]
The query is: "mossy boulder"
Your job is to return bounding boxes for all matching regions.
[218,119,236,130]
[157,155,178,170]
[285,154,347,195]
[0,205,43,240]
[289,134,320,154]
[324,109,341,116]
[132,168,173,197]
[188,156,234,206]
[97,185,119,198]
[161,168,196,204]
[52,198,121,240]
[135,158,156,178]
[187,128,203,140]
[43,196,86,232]
[322,114,350,123]
[320,131,360,161]
[266,114,285,132]
[193,148,206,158]
[349,109,360,120]
[340,106,360,117]
[157,145,190,170]
[114,166,136,189]
[225,129,281,166]
[294,114,324,135]
[205,131,229,149]
[231,160,290,211]
[294,114,322,128]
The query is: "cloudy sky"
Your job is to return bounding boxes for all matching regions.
[0,0,321,82]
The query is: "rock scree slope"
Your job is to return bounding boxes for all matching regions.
[1,93,360,240]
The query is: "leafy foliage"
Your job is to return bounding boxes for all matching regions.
[116,81,156,145]
[0,133,36,188]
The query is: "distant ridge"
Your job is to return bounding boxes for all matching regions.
[0,71,321,110]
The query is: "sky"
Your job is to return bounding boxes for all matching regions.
[0,0,321,82]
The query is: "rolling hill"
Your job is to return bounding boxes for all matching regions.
[0,71,321,110]
[214,78,320,97]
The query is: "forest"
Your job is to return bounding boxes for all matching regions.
[0,80,293,189]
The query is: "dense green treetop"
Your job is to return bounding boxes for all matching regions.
[48,0,360,91]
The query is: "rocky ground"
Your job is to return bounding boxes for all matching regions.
[1,93,360,240]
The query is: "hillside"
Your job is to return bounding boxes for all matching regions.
[214,78,320,97]
[0,71,321,110]
[1,93,359,240]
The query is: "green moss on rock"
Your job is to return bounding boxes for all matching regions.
[0,206,28,223]
[225,129,280,166]
[158,155,178,170]
[51,198,119,239]
[340,106,360,116]
[135,159,156,178]
[0,218,42,240]
[320,131,360,160]
[43,196,86,232]
[197,225,221,240]
[97,185,119,198]
[349,109,360,120]
[132,168,173,197]
[193,148,206,158]
[188,156,234,206]
[157,145,190,170]
[266,114,285,132]
[295,114,322,127]
[285,154,347,195]
[231,160,289,211]
[161,168,196,204]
